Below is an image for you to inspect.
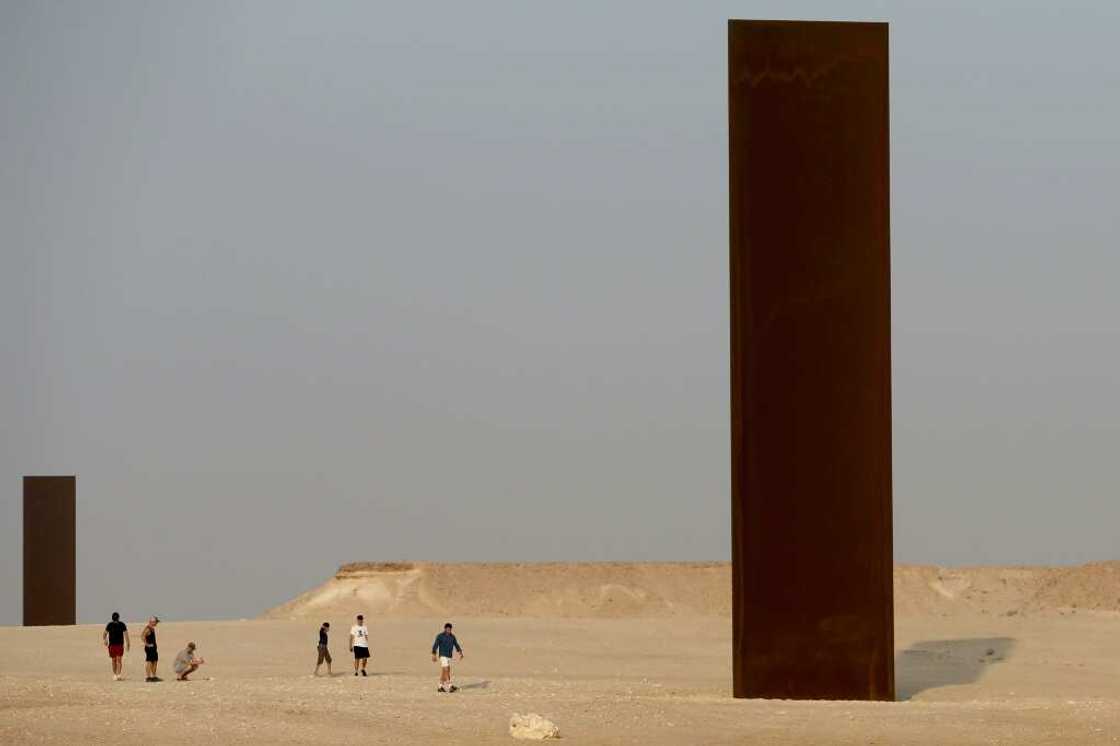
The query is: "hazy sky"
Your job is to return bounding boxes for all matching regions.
[3,0,1119,625]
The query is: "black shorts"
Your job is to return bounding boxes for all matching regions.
[353,646,369,660]
[145,647,158,662]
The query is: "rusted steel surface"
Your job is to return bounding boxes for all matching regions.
[23,476,76,626]
[728,20,893,701]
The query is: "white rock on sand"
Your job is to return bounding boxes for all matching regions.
[509,713,560,740]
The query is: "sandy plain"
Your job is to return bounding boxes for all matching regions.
[2,563,1118,744]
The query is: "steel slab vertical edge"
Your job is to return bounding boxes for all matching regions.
[728,20,893,701]
[23,476,77,626]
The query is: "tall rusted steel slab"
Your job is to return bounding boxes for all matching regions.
[23,476,76,626]
[729,20,893,700]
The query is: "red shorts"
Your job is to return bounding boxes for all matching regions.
[108,644,125,658]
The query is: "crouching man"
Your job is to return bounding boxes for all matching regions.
[174,642,205,681]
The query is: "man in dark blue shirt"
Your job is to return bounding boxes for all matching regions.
[430,623,464,693]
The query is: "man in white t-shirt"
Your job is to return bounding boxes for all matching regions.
[349,614,370,676]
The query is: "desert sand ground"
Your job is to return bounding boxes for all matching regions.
[2,563,1118,744]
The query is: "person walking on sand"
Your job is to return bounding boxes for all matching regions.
[431,622,464,693]
[102,612,130,680]
[314,622,332,676]
[141,616,161,682]
[173,642,205,681]
[350,614,370,676]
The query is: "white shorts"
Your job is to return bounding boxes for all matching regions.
[439,656,452,668]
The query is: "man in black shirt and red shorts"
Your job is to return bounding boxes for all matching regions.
[102,612,130,681]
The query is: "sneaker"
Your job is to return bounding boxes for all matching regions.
[151,677,162,682]
[361,670,367,677]
[354,672,359,677]
[449,685,459,693]
[437,686,447,693]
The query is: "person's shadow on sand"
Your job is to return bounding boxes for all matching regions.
[458,680,490,690]
[895,637,1015,700]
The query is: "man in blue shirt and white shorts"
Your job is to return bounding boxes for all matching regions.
[431,622,464,692]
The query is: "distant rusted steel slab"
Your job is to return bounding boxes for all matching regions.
[729,20,893,700]
[23,476,76,626]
